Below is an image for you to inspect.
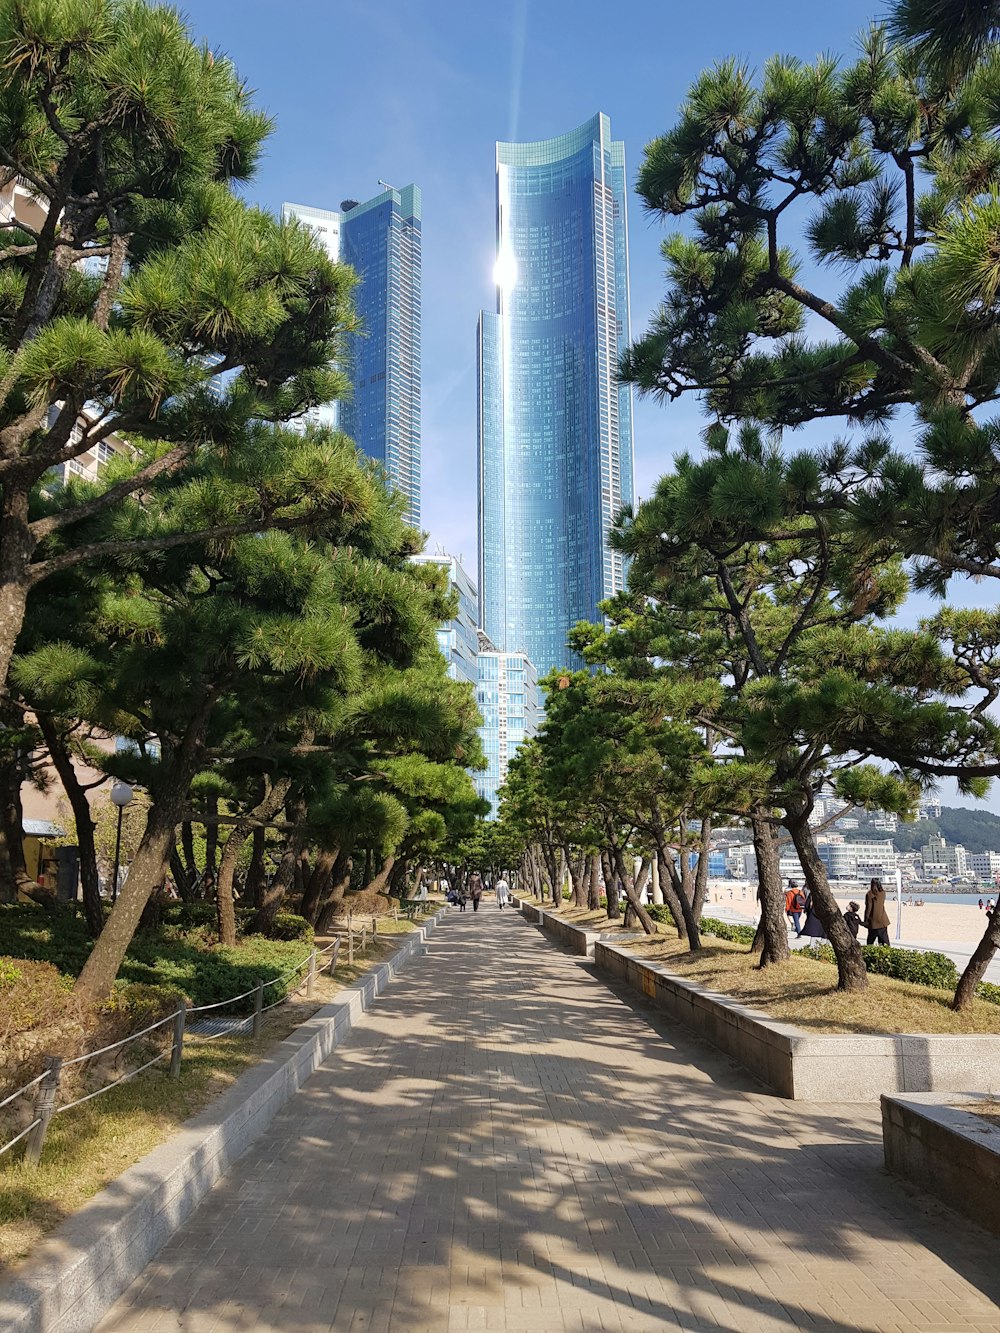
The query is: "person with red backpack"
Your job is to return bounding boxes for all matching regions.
[784,880,806,935]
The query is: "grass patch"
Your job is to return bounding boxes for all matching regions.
[619,932,1000,1036]
[0,910,435,1272]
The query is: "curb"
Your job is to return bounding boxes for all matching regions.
[0,909,446,1333]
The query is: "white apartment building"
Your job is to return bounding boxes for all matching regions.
[968,851,1000,882]
[920,834,967,878]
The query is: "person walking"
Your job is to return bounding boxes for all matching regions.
[468,871,484,913]
[979,898,985,911]
[799,889,826,940]
[864,877,891,945]
[784,880,806,935]
[844,901,863,939]
[496,876,510,910]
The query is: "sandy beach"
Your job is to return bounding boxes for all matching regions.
[704,883,994,949]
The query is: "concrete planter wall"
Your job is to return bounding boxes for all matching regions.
[883,1094,1000,1235]
[0,911,445,1333]
[519,900,1000,1102]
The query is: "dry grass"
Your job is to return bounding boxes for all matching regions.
[964,1099,1000,1127]
[0,912,435,1272]
[619,932,1000,1036]
[518,895,1000,1036]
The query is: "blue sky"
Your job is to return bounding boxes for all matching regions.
[181,0,993,809]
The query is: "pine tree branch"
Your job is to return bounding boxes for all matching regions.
[28,442,195,540]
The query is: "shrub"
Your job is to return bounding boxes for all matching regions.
[269,912,313,943]
[645,904,675,926]
[800,941,959,989]
[702,916,757,945]
[976,982,1000,1007]
[0,903,93,974]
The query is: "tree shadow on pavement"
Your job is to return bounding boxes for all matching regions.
[86,905,1000,1332]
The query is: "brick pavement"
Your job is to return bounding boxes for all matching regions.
[98,905,1000,1332]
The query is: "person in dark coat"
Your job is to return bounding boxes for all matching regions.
[799,889,826,939]
[844,901,862,939]
[468,872,484,913]
[864,877,891,945]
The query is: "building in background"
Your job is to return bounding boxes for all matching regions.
[920,833,968,879]
[477,112,634,674]
[283,185,422,523]
[476,631,539,816]
[411,553,479,688]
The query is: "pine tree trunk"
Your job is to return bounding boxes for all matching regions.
[601,849,621,920]
[360,854,396,896]
[245,826,266,909]
[692,819,712,923]
[204,794,218,877]
[952,908,1000,1010]
[252,802,307,935]
[611,843,656,935]
[658,847,701,948]
[74,783,186,1003]
[73,690,216,1003]
[215,779,291,945]
[0,487,34,700]
[0,750,32,902]
[300,847,336,924]
[587,851,601,910]
[750,812,790,967]
[315,850,353,933]
[36,714,103,936]
[181,821,197,888]
[787,811,867,992]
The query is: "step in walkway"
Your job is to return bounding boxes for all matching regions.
[98,905,1000,1332]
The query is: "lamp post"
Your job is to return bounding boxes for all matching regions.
[109,781,133,903]
[894,865,903,942]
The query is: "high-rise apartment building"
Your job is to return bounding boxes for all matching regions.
[477,112,635,674]
[476,631,539,817]
[283,186,422,524]
[410,553,479,688]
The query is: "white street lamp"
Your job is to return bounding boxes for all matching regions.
[110,781,133,904]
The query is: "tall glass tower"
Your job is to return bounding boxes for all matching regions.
[283,186,422,525]
[477,113,634,674]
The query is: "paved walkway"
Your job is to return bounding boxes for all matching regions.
[99,906,1000,1333]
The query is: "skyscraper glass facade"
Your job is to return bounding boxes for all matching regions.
[283,187,422,524]
[477,113,634,674]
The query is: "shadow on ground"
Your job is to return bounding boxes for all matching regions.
[77,906,1000,1332]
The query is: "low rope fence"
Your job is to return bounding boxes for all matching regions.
[0,908,406,1168]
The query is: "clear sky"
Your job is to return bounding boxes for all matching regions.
[179,0,993,809]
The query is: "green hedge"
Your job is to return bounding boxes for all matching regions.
[977,981,1000,1006]
[800,941,960,989]
[701,916,757,945]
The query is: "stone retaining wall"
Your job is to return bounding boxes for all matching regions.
[518,899,1000,1102]
[882,1093,1000,1236]
[0,911,445,1333]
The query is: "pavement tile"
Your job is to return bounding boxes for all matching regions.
[93,905,1000,1333]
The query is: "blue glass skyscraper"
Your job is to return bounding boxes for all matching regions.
[477,113,634,674]
[283,186,421,524]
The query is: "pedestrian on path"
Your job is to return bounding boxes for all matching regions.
[844,901,862,939]
[864,877,891,946]
[456,887,467,911]
[496,876,510,909]
[784,880,805,934]
[468,872,483,913]
[799,889,826,940]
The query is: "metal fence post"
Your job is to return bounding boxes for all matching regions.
[306,949,317,998]
[252,979,264,1039]
[170,1004,186,1079]
[25,1057,62,1167]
